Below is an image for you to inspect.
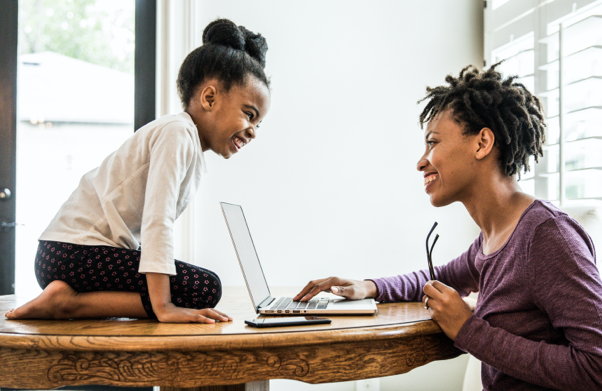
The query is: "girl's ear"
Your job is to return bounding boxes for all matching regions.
[475,127,495,160]
[200,85,217,111]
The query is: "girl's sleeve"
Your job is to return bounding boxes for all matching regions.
[454,217,602,391]
[138,125,196,276]
[370,235,482,303]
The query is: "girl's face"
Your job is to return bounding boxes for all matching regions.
[198,76,271,159]
[416,110,482,207]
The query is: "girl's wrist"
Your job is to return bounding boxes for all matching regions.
[151,301,175,317]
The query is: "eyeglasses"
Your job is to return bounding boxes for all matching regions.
[426,222,439,281]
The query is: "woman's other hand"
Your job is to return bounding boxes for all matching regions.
[294,277,377,302]
[423,280,473,341]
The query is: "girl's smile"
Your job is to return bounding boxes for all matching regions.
[232,135,247,151]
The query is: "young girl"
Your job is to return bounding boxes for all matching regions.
[294,65,602,390]
[5,18,271,324]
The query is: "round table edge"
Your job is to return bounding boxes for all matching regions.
[0,320,444,352]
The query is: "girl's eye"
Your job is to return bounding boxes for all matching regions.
[246,112,254,121]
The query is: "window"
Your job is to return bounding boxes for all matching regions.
[13,0,155,296]
[485,0,602,205]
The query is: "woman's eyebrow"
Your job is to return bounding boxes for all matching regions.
[425,130,439,140]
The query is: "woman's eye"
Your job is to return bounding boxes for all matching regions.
[246,112,253,121]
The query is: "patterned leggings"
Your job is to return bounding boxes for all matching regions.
[34,240,222,319]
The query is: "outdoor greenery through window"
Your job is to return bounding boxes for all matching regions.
[19,0,134,73]
[15,0,135,296]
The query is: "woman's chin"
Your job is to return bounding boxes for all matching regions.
[429,193,452,208]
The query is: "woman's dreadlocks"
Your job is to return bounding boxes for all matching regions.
[418,63,546,177]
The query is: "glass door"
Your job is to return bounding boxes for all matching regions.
[15,0,136,297]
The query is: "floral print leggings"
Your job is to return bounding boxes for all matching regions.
[34,240,222,319]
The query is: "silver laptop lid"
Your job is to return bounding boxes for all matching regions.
[220,202,271,312]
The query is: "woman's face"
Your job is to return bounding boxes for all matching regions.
[199,76,271,159]
[416,110,481,207]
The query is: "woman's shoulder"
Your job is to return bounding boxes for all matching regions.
[520,199,595,258]
[518,199,569,231]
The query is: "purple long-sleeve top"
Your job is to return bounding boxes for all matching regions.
[372,200,602,390]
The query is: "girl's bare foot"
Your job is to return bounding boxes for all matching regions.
[5,280,79,320]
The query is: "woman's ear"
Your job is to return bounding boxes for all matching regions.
[475,127,495,160]
[200,85,217,111]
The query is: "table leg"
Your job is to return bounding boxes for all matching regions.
[161,381,269,391]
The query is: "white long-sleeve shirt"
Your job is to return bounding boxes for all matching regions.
[40,112,206,275]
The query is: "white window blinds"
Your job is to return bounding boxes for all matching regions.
[485,0,602,205]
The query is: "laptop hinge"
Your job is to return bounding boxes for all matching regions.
[258,296,275,309]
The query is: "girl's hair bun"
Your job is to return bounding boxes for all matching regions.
[239,26,267,68]
[177,18,270,110]
[202,19,267,68]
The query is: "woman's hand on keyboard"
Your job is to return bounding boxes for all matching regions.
[294,277,378,302]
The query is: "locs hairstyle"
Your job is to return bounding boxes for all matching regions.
[418,63,546,178]
[176,18,270,110]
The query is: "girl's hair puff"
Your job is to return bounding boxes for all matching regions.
[177,18,270,110]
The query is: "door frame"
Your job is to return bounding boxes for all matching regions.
[135,0,157,131]
[0,0,18,295]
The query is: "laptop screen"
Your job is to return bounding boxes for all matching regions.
[220,202,271,310]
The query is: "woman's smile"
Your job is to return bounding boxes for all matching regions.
[424,172,439,192]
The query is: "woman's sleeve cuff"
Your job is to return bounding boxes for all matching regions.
[367,278,390,302]
[454,314,481,353]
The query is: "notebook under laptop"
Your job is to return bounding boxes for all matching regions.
[220,202,378,315]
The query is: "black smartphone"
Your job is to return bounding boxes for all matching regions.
[245,316,331,328]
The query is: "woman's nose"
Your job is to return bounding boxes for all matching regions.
[417,156,428,172]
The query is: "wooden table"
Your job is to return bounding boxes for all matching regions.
[0,287,460,390]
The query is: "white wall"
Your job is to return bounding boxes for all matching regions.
[170,1,484,390]
[181,0,483,291]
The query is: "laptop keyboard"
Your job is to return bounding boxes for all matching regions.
[271,297,328,311]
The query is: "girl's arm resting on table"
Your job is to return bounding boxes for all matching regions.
[146,273,231,323]
[139,124,197,277]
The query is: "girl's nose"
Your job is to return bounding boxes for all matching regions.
[246,126,256,140]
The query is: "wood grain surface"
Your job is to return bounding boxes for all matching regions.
[0,287,461,389]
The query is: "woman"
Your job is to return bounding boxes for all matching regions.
[294,65,602,390]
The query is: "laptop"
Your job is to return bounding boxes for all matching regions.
[220,202,378,315]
